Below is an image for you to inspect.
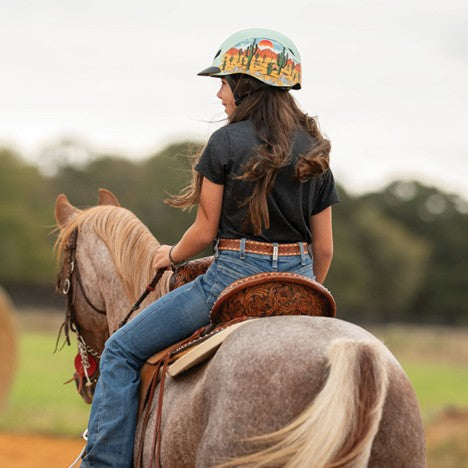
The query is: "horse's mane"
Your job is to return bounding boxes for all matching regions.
[56,206,169,301]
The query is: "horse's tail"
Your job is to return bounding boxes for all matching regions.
[219,338,389,468]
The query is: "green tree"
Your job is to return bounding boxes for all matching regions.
[362,181,468,324]
[327,187,430,322]
[0,149,56,284]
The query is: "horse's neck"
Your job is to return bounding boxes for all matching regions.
[79,223,166,333]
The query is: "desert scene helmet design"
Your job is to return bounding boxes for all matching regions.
[198,28,302,90]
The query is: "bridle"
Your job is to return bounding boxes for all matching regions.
[57,226,169,396]
[57,227,106,392]
[61,228,107,316]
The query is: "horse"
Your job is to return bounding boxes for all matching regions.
[0,285,17,410]
[54,189,426,467]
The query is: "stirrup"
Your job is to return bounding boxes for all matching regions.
[68,428,88,468]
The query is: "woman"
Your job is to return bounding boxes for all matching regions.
[81,28,339,467]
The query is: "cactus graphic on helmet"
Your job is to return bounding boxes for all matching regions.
[198,28,302,90]
[266,62,274,76]
[276,47,289,76]
[245,40,258,71]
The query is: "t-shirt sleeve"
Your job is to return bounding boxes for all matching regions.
[311,169,340,215]
[194,128,231,184]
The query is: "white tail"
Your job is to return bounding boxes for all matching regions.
[218,338,389,468]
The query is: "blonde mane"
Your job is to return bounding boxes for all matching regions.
[56,206,170,302]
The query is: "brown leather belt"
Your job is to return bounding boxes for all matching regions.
[217,238,309,256]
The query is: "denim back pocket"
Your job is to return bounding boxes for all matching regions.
[206,253,264,305]
[293,263,315,280]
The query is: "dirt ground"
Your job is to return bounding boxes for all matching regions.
[0,433,85,467]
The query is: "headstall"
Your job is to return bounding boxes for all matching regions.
[57,227,106,390]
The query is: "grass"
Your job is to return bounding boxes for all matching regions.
[0,325,90,437]
[402,361,468,419]
[372,324,468,422]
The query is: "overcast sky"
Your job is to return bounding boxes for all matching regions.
[1,0,467,198]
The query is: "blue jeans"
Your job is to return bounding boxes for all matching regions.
[82,243,314,467]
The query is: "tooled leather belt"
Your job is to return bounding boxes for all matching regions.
[217,238,309,256]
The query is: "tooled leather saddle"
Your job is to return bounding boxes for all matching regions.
[139,256,335,412]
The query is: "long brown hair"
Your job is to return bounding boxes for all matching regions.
[166,74,331,235]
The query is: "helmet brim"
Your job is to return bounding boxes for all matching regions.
[197,66,221,77]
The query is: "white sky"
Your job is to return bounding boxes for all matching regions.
[1,0,467,198]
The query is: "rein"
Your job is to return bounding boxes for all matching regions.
[118,267,169,329]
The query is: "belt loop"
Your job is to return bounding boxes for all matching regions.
[299,242,306,266]
[213,238,220,259]
[240,238,246,260]
[272,243,279,270]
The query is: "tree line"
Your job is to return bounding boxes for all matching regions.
[1,143,467,325]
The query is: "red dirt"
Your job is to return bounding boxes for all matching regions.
[426,407,468,445]
[0,433,85,467]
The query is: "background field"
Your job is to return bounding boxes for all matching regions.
[1,309,468,467]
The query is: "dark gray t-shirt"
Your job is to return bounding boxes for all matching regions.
[195,119,339,243]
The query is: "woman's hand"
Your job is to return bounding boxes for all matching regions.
[152,244,172,270]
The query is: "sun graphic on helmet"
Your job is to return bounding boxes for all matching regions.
[258,39,274,49]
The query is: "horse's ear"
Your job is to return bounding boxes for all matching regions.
[98,188,121,207]
[55,194,79,227]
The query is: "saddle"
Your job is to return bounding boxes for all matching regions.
[170,256,336,321]
[139,262,335,409]
[136,259,336,467]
